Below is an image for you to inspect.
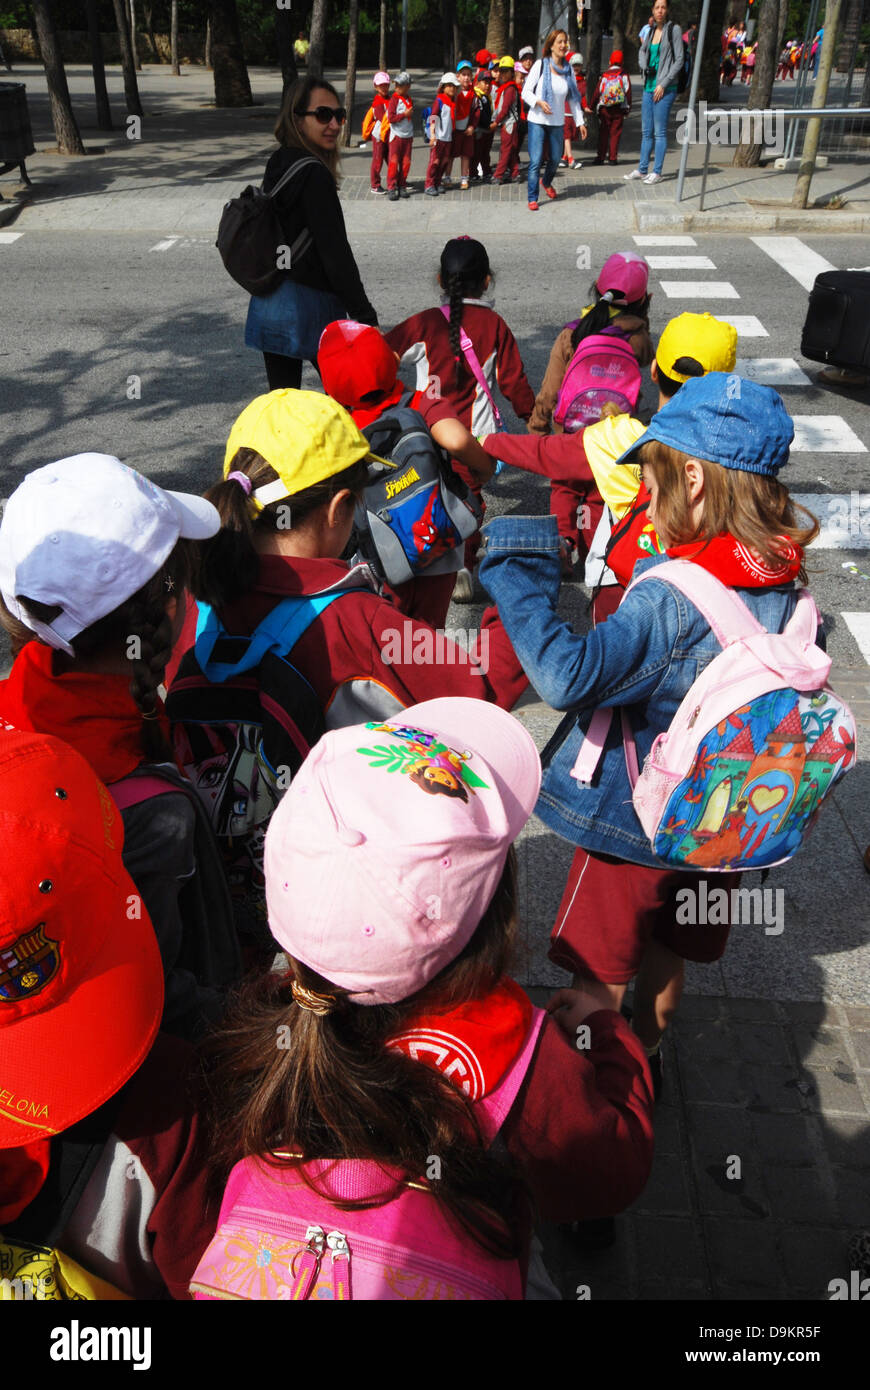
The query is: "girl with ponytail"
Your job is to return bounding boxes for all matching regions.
[385,238,535,599]
[0,455,241,1038]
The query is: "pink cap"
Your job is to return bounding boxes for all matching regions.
[596,251,650,306]
[264,699,541,1005]
[373,71,391,86]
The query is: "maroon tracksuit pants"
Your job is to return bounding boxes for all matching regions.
[494,125,520,180]
[387,136,413,191]
[425,139,452,189]
[474,129,494,178]
[597,109,626,162]
[370,137,386,189]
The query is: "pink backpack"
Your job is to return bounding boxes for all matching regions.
[571,562,857,872]
[190,1007,545,1301]
[553,332,641,434]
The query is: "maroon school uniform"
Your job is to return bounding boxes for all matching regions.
[386,92,414,192]
[595,64,631,163]
[493,77,521,180]
[370,93,390,190]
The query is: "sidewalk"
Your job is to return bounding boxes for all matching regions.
[1,62,868,234]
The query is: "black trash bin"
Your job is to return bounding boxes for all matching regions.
[0,81,35,185]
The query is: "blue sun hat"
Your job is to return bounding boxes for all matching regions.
[616,372,795,477]
[456,59,473,71]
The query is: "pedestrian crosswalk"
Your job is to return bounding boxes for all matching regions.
[0,231,22,244]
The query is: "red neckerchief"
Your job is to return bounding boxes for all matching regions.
[351,385,428,431]
[0,640,163,785]
[388,977,533,1102]
[0,1140,51,1224]
[454,88,476,122]
[666,533,803,587]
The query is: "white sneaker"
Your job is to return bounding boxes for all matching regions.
[452,568,475,604]
[643,172,663,184]
[623,169,644,180]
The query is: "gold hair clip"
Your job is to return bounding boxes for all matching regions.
[291,979,336,1016]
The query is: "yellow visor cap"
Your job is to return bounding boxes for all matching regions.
[656,312,738,385]
[223,389,375,506]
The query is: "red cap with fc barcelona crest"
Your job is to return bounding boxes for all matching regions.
[0,729,164,1147]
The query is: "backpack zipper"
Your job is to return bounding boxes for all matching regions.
[284,1224,325,1300]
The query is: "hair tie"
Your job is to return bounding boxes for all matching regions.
[601,290,615,303]
[227,470,253,496]
[291,979,336,1016]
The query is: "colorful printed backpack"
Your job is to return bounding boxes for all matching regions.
[189,1009,544,1301]
[599,73,626,106]
[553,332,642,434]
[571,562,857,871]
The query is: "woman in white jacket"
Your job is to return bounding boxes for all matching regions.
[522,29,587,211]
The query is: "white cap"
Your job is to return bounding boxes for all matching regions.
[395,70,411,85]
[0,454,219,655]
[518,45,534,58]
[440,72,460,86]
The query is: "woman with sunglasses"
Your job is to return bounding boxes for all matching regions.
[246,76,378,392]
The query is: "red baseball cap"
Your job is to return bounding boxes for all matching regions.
[610,49,624,65]
[318,319,398,409]
[0,730,164,1147]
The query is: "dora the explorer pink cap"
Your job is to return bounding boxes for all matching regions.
[596,251,650,306]
[264,699,541,1005]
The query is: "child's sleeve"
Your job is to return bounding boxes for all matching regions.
[528,327,573,434]
[386,93,399,122]
[480,430,593,484]
[494,316,535,420]
[501,1012,654,1222]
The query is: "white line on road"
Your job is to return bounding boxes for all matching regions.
[793,493,870,549]
[717,315,769,337]
[633,235,697,246]
[658,280,739,298]
[645,255,716,270]
[0,231,23,244]
[842,612,870,663]
[149,236,180,252]
[751,236,836,292]
[735,357,812,386]
[791,416,867,453]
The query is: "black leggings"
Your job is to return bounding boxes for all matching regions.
[263,352,304,391]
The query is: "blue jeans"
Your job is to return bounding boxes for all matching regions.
[527,121,563,201]
[639,87,677,175]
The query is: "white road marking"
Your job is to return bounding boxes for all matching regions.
[751,235,836,292]
[646,255,716,270]
[149,236,180,252]
[718,315,769,337]
[658,280,740,298]
[791,416,867,453]
[793,493,870,549]
[0,231,23,244]
[633,235,697,246]
[735,357,812,386]
[842,612,870,663]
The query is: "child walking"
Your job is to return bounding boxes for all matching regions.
[594,50,632,164]
[193,698,654,1300]
[493,56,522,183]
[424,72,457,195]
[481,375,824,1098]
[366,70,392,194]
[386,71,413,201]
[0,454,241,1038]
[385,237,535,599]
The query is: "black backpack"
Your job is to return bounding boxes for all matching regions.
[356,396,483,586]
[801,270,870,371]
[216,155,318,297]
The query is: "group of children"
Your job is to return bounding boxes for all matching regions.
[363,47,634,198]
[2,235,845,1302]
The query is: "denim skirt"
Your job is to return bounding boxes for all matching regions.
[245,276,345,361]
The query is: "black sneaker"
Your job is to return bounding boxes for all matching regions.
[399,187,411,198]
[387,189,399,201]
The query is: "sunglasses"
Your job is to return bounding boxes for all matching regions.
[297,105,347,126]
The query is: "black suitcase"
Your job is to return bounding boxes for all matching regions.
[801,270,870,371]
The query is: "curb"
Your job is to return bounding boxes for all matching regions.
[635,206,870,234]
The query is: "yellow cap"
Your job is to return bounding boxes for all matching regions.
[223,390,376,510]
[655,312,738,385]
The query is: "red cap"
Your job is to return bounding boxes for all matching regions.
[318,320,398,409]
[0,730,164,1147]
[475,49,492,64]
[610,50,624,65]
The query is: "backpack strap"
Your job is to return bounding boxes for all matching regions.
[266,156,320,267]
[439,304,505,430]
[475,1007,546,1140]
[627,559,768,646]
[109,772,181,812]
[194,592,346,683]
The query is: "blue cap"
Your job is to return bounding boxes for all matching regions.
[616,373,794,477]
[456,59,473,70]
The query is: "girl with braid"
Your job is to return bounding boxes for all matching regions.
[385,238,534,601]
[0,454,242,1039]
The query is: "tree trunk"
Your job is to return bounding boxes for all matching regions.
[733,0,778,165]
[509,0,515,53]
[486,0,509,54]
[342,0,359,147]
[128,0,142,70]
[567,2,578,51]
[379,0,387,70]
[622,0,643,73]
[776,0,789,56]
[142,1,159,62]
[793,0,845,206]
[697,0,730,102]
[442,0,456,69]
[586,0,604,100]
[308,0,329,80]
[170,0,180,74]
[111,0,144,115]
[86,0,112,128]
[30,0,86,153]
[210,0,253,106]
[275,9,297,103]
[611,0,626,53]
[204,17,212,69]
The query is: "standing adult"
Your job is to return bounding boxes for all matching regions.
[522,30,587,211]
[623,0,684,186]
[245,76,378,392]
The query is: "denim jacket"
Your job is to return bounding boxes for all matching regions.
[479,513,811,869]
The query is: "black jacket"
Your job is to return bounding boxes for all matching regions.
[264,145,378,326]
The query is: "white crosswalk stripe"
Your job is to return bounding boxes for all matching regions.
[735,357,812,386]
[645,255,716,270]
[149,237,179,252]
[751,236,836,292]
[793,493,870,549]
[0,231,23,244]
[633,235,697,246]
[841,613,870,664]
[716,315,768,337]
[791,416,867,453]
[658,280,740,298]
